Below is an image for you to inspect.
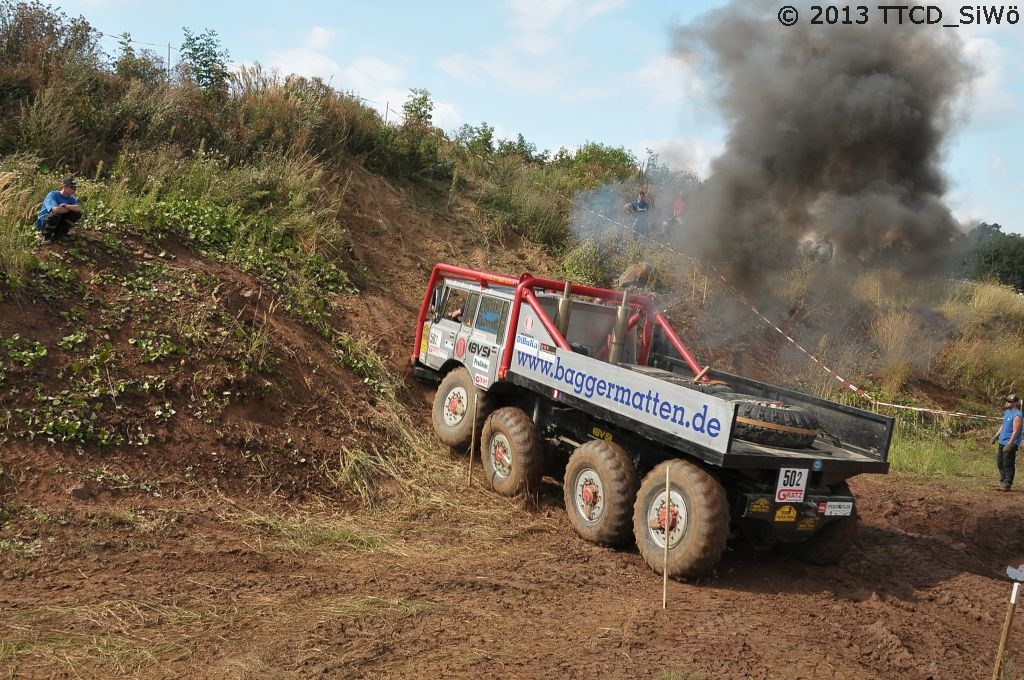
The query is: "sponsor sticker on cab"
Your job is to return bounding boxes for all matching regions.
[775,467,808,503]
[427,328,443,357]
[774,505,797,522]
[515,334,540,357]
[821,501,853,517]
[420,323,430,355]
[748,497,772,515]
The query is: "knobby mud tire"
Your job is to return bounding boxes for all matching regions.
[632,460,730,580]
[782,482,858,565]
[726,395,819,449]
[431,367,491,449]
[481,407,544,496]
[681,379,731,395]
[563,440,640,546]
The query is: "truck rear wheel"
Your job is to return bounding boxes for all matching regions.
[564,440,640,546]
[432,367,490,449]
[481,407,543,496]
[782,482,858,565]
[633,460,730,580]
[725,395,819,449]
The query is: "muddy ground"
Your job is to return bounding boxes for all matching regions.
[2,168,1023,679]
[3,441,1024,679]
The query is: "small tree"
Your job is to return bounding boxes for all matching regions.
[113,32,165,84]
[178,27,229,93]
[454,122,495,157]
[402,88,433,127]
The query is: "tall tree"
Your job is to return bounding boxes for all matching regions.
[178,27,229,92]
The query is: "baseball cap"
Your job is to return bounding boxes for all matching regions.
[1004,393,1019,404]
[62,177,77,188]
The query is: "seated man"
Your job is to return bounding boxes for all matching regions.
[36,177,83,241]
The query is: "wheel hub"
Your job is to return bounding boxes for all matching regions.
[657,503,679,532]
[646,489,687,549]
[573,468,605,522]
[442,387,468,427]
[490,435,512,478]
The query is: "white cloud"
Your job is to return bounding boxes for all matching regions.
[558,85,611,104]
[959,36,1022,127]
[306,27,335,51]
[265,47,342,82]
[432,100,463,131]
[504,0,625,33]
[648,136,724,178]
[502,0,624,56]
[437,53,480,86]
[633,54,709,108]
[437,51,575,93]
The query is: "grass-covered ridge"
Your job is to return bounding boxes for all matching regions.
[1,0,1022,487]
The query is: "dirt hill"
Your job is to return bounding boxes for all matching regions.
[2,168,1024,679]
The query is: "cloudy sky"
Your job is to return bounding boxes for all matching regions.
[59,0,1024,233]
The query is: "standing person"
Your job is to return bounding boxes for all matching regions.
[671,192,685,224]
[623,190,650,238]
[993,393,1023,491]
[36,177,83,241]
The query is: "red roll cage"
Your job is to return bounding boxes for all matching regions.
[411,263,706,379]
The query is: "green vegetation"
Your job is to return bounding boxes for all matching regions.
[0,0,1020,493]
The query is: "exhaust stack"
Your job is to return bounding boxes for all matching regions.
[554,281,572,338]
[609,290,630,365]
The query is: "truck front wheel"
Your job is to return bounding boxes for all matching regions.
[633,460,730,580]
[432,367,490,449]
[481,407,543,496]
[564,440,640,546]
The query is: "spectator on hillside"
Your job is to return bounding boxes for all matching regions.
[992,393,1023,492]
[36,177,83,242]
[660,191,686,238]
[623,190,650,238]
[671,192,685,224]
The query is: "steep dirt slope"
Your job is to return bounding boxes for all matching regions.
[2,168,1024,679]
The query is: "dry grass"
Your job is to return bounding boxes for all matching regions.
[938,334,1024,396]
[216,504,401,556]
[939,279,1024,330]
[0,593,434,677]
[872,308,922,393]
[0,170,40,290]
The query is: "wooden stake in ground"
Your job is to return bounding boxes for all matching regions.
[662,463,671,609]
[994,578,1022,680]
[467,393,480,486]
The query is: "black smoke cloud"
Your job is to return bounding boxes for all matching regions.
[675,0,974,286]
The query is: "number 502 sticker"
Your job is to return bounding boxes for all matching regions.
[776,467,808,503]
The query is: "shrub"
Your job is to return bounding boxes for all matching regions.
[0,170,38,291]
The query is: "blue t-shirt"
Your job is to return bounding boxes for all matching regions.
[630,198,650,232]
[36,190,80,229]
[999,408,1023,446]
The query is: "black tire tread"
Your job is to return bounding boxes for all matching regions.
[727,395,819,449]
[563,440,640,546]
[632,460,730,579]
[481,407,543,496]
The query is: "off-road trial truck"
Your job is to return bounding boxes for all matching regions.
[411,264,893,579]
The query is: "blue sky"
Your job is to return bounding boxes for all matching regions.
[58,0,1023,234]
